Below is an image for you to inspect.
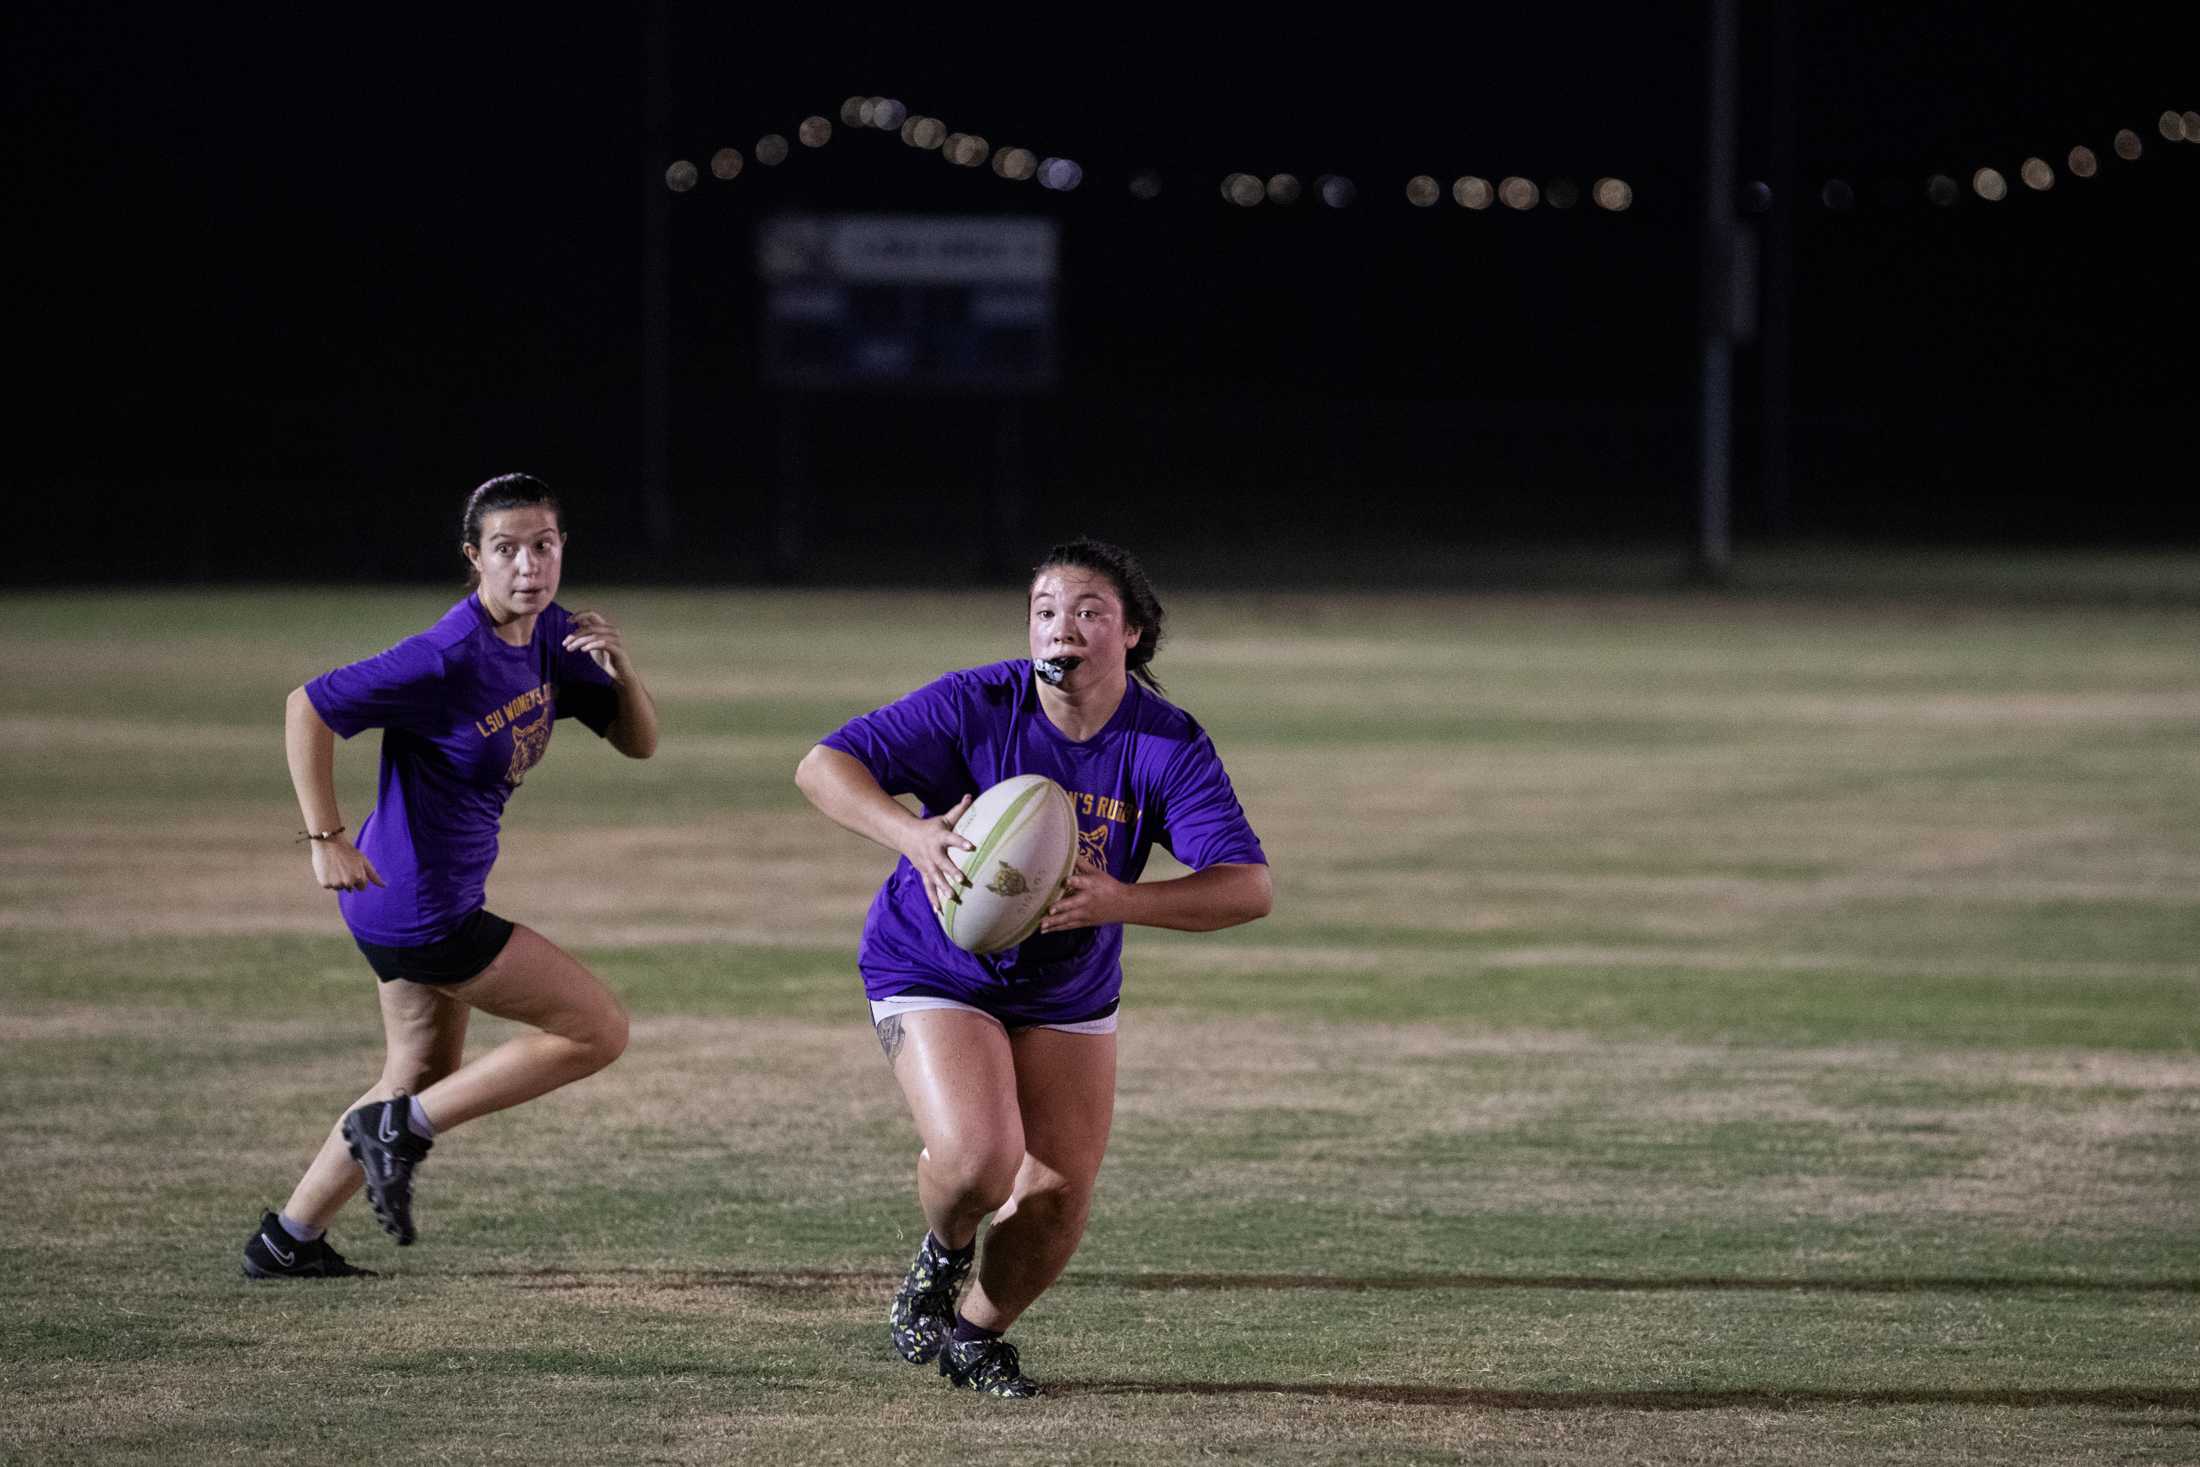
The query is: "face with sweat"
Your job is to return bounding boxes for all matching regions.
[1029,565,1141,690]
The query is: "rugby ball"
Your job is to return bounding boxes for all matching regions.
[938,774,1079,955]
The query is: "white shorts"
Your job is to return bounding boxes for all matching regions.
[867,992,1119,1036]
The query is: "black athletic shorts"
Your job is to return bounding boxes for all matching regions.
[354,908,516,986]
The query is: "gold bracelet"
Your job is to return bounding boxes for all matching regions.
[296,825,346,843]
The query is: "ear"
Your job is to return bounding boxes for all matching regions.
[462,542,482,569]
[1124,623,1143,650]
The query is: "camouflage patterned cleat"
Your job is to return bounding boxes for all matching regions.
[888,1232,974,1364]
[939,1334,1040,1398]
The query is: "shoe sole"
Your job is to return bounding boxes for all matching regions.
[341,1114,418,1247]
[242,1256,374,1281]
[938,1357,1040,1397]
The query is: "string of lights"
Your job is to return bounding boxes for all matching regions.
[663,96,2199,213]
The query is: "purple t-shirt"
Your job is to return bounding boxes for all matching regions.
[305,594,618,947]
[820,659,1266,1023]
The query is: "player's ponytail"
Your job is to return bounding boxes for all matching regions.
[1033,536,1167,695]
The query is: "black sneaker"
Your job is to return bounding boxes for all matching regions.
[241,1211,377,1279]
[888,1233,974,1364]
[939,1334,1040,1398]
[342,1099,432,1246]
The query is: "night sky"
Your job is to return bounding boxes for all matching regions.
[11,4,2197,581]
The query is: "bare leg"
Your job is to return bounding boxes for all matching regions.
[280,977,470,1230]
[281,925,624,1232]
[958,1026,1116,1333]
[887,1010,1024,1249]
[411,924,629,1130]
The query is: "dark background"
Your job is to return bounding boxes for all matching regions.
[9,4,2197,585]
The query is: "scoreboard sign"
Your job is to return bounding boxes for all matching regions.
[758,214,1059,392]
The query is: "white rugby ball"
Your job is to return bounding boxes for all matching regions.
[938,774,1079,955]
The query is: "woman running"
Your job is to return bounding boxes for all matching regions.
[795,536,1272,1395]
[241,472,658,1279]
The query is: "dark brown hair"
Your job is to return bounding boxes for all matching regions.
[1032,536,1167,694]
[461,473,562,586]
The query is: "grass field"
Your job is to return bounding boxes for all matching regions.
[3,576,2197,1464]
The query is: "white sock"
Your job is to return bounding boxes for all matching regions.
[407,1094,437,1139]
[277,1212,325,1243]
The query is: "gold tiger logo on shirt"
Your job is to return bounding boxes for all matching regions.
[1079,822,1110,868]
[506,704,553,784]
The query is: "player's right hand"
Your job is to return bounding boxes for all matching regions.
[901,794,976,915]
[310,836,385,894]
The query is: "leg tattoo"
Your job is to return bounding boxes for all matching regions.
[876,1014,906,1066]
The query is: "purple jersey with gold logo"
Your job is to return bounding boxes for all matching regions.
[821,660,1266,1023]
[305,594,617,946]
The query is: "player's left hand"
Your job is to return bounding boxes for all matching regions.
[563,610,634,681]
[1037,853,1127,934]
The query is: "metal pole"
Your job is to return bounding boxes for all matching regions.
[772,395,807,579]
[987,398,1027,580]
[639,0,674,555]
[1761,0,1796,538]
[1695,0,1739,581]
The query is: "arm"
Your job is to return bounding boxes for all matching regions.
[562,610,658,758]
[794,744,974,913]
[1038,858,1271,936]
[285,686,383,893]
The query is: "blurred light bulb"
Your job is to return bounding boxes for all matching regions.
[665,160,698,192]
[1039,157,1082,191]
[873,98,907,130]
[2183,111,2200,142]
[1266,173,1301,204]
[1454,175,1493,209]
[1546,177,1581,210]
[1499,176,1539,209]
[1738,180,1773,213]
[912,117,945,150]
[1972,167,2007,201]
[1405,175,1440,206]
[756,134,790,166]
[2067,145,2098,178]
[1592,177,1632,211]
[857,98,879,128]
[998,147,1038,181]
[799,117,832,147]
[840,97,868,127]
[2020,157,2053,190]
[1129,169,1162,199]
[1318,174,1357,207]
[710,147,744,180]
[2113,129,2142,161]
[2159,110,2184,141]
[1222,172,1263,206]
[1925,173,1959,207]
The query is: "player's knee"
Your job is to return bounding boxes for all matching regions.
[579,1002,629,1072]
[1011,1168,1092,1233]
[930,1140,1021,1211]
